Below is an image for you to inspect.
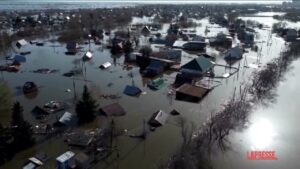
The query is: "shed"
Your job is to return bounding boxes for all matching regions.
[224,46,243,61]
[66,42,78,54]
[176,83,210,102]
[123,85,142,96]
[14,55,26,62]
[58,112,73,126]
[99,103,126,116]
[82,51,93,61]
[141,26,151,35]
[16,39,28,48]
[99,62,112,69]
[56,151,76,169]
[148,110,169,127]
[181,56,214,77]
[286,29,297,42]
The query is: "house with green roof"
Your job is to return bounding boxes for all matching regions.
[180,56,214,77]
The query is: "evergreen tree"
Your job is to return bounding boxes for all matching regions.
[11,102,24,127]
[76,85,98,124]
[10,102,34,151]
[0,123,13,165]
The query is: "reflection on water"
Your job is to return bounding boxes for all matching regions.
[249,118,276,150]
[212,60,300,169]
[0,14,295,169]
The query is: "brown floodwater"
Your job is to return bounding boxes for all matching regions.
[0,15,290,169]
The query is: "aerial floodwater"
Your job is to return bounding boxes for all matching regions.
[0,1,299,169]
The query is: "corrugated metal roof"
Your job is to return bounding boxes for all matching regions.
[56,151,75,163]
[181,56,213,73]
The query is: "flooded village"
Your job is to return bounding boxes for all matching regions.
[1,2,300,169]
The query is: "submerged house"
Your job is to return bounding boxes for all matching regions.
[23,157,44,169]
[82,51,93,61]
[181,56,214,77]
[99,62,112,69]
[209,32,232,48]
[66,131,94,147]
[66,42,78,54]
[123,85,142,96]
[237,30,254,45]
[224,46,243,62]
[173,73,193,88]
[148,110,169,127]
[57,112,73,126]
[182,41,206,51]
[56,151,76,169]
[286,29,297,42]
[150,38,174,46]
[176,83,210,102]
[13,55,26,62]
[152,49,182,62]
[31,106,49,119]
[16,39,28,48]
[141,26,151,35]
[144,60,164,77]
[99,103,126,116]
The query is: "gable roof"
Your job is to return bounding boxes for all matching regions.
[66,42,77,50]
[224,46,243,60]
[14,55,26,62]
[59,112,73,125]
[123,85,142,96]
[181,56,213,73]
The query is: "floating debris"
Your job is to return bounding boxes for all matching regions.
[147,78,165,90]
[107,82,114,87]
[32,68,59,74]
[99,94,121,99]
